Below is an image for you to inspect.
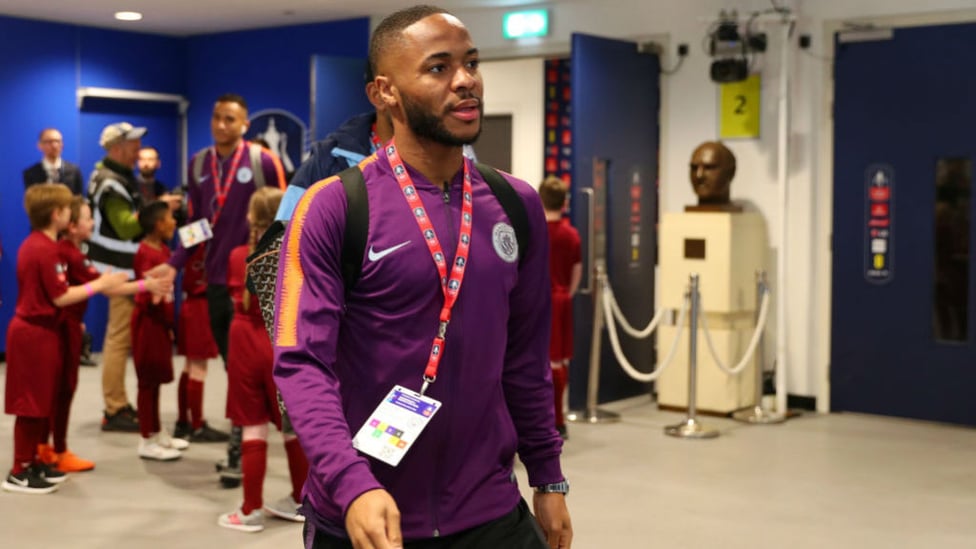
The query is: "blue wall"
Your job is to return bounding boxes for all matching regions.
[0,15,369,354]
[184,19,370,154]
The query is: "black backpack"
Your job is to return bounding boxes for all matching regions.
[245,163,529,339]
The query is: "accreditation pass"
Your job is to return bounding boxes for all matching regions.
[352,385,441,467]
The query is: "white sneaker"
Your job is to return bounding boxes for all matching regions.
[138,437,182,461]
[263,494,304,522]
[218,507,265,533]
[156,430,190,450]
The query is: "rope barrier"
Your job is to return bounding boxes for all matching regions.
[605,282,671,339]
[601,278,689,382]
[698,289,772,376]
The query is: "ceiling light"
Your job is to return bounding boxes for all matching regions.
[114,11,143,21]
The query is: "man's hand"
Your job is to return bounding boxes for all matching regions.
[345,489,403,549]
[533,493,573,549]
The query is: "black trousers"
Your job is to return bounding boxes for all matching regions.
[305,499,547,549]
[205,284,233,365]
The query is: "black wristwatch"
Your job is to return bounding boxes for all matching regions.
[534,479,569,495]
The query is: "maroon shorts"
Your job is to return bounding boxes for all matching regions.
[549,292,573,361]
[177,297,218,360]
[5,316,63,417]
[131,311,174,386]
[226,316,281,429]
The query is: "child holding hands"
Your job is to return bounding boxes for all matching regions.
[3,184,128,494]
[130,201,187,461]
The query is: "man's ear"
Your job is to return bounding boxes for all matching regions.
[374,76,398,109]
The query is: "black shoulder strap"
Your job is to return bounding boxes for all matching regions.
[475,163,529,265]
[338,165,368,293]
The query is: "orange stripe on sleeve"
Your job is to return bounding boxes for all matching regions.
[275,175,341,348]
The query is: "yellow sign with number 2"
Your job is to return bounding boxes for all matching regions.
[719,74,761,139]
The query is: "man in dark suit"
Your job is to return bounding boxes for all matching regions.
[23,128,85,196]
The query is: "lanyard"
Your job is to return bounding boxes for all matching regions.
[370,123,382,152]
[386,140,473,396]
[209,141,247,226]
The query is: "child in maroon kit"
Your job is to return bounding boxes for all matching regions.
[3,184,128,494]
[173,244,228,443]
[131,201,187,461]
[539,176,582,440]
[37,196,172,473]
[218,187,308,532]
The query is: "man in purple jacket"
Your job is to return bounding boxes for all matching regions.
[150,93,286,450]
[274,5,572,549]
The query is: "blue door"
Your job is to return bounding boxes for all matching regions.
[569,34,660,408]
[831,22,976,425]
[311,55,374,141]
[80,99,183,351]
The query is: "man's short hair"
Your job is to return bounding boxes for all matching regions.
[140,146,159,156]
[539,175,569,212]
[138,200,170,236]
[369,5,450,78]
[38,128,61,141]
[215,93,248,113]
[24,183,72,230]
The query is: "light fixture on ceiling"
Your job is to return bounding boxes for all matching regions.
[114,11,143,22]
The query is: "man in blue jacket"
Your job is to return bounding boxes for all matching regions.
[273,5,572,549]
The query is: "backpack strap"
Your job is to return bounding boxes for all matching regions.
[475,163,529,265]
[191,148,208,186]
[248,142,266,189]
[338,165,368,293]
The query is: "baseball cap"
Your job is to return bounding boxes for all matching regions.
[99,122,148,149]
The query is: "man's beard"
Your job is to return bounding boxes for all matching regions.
[402,94,482,146]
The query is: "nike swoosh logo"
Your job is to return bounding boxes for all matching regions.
[368,241,410,262]
[9,476,27,487]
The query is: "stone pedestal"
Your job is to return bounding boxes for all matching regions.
[656,211,767,414]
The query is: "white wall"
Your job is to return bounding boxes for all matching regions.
[429,0,976,406]
[479,58,544,186]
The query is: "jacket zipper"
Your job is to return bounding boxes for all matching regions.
[428,180,453,538]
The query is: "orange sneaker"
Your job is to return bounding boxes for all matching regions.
[55,451,95,473]
[36,444,57,466]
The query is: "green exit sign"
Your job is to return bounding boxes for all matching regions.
[503,10,549,39]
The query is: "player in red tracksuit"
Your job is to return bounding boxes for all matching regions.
[540,176,582,440]
[39,196,171,474]
[173,244,227,443]
[130,201,187,461]
[219,187,308,532]
[3,184,127,495]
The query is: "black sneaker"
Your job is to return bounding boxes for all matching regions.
[2,467,58,494]
[121,404,139,418]
[101,409,140,432]
[33,462,67,484]
[79,354,97,367]
[556,425,569,440]
[173,421,192,440]
[190,422,230,443]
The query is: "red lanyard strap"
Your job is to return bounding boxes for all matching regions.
[209,141,247,226]
[385,139,473,395]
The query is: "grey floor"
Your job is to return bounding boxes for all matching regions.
[1,357,975,548]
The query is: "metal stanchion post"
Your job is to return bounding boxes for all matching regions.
[567,261,620,424]
[733,270,785,424]
[665,273,719,439]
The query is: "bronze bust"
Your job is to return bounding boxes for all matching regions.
[686,141,741,212]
